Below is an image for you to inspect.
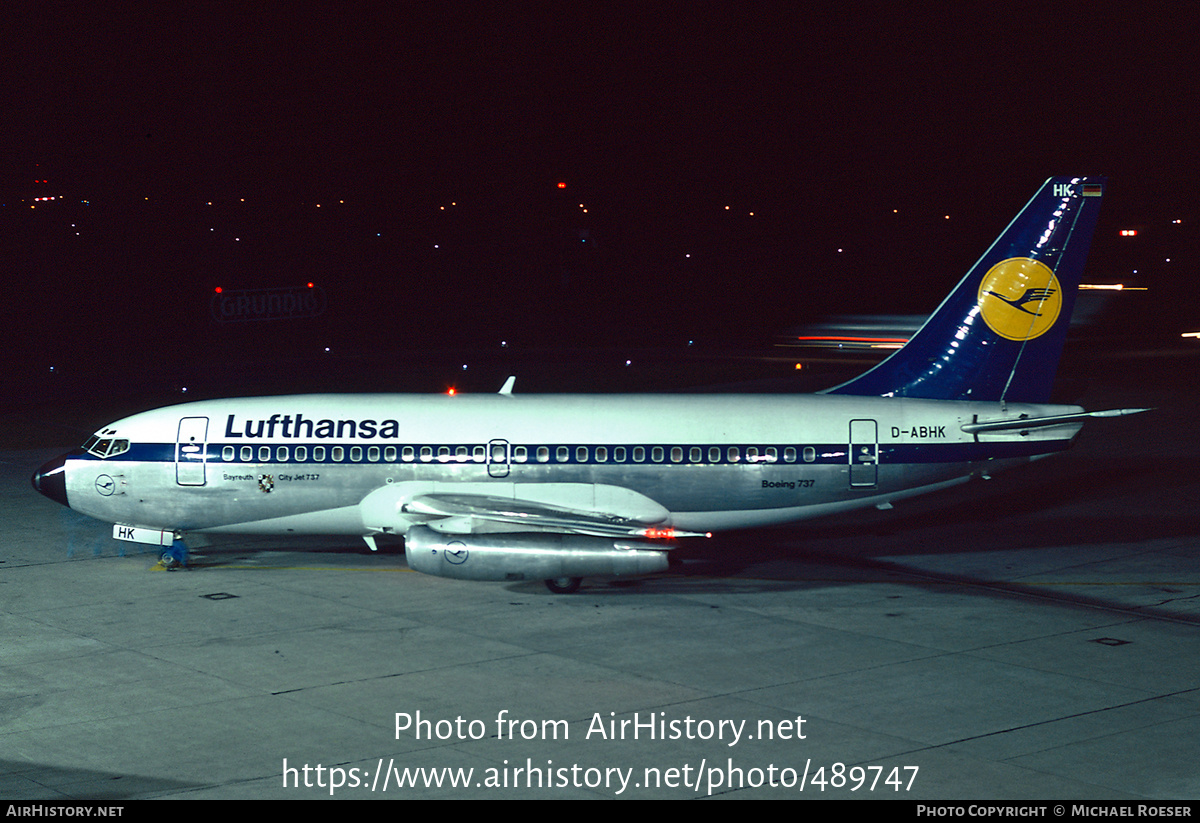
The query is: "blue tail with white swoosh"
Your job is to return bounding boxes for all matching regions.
[825,177,1105,403]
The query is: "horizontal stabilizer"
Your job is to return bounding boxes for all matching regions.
[961,407,1151,435]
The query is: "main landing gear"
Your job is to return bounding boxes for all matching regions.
[544,577,582,594]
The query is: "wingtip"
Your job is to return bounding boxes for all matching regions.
[1089,407,1154,418]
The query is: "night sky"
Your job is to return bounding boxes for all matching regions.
[5,5,1199,389]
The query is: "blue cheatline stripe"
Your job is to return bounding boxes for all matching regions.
[71,438,1072,468]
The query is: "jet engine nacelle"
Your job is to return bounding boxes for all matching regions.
[403,525,670,582]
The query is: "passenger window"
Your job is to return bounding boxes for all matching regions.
[595,446,607,463]
[277,446,289,462]
[455,446,468,462]
[402,446,415,462]
[313,446,326,462]
[708,446,720,463]
[728,447,740,463]
[420,446,433,462]
[689,447,701,463]
[368,446,380,462]
[258,446,270,462]
[331,446,344,462]
[513,446,528,463]
[746,446,759,462]
[223,446,234,461]
[383,446,395,462]
[670,447,683,463]
[651,446,664,462]
[350,446,363,462]
[764,447,777,462]
[803,446,816,463]
[614,446,626,462]
[556,446,569,462]
[473,445,486,463]
[241,446,253,462]
[633,446,645,462]
[576,446,588,462]
[295,446,308,462]
[437,446,450,462]
[536,446,549,463]
[784,447,796,463]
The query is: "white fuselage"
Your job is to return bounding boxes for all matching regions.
[57,392,1084,538]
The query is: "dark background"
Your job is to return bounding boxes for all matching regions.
[4,4,1197,404]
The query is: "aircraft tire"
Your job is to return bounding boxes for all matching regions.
[545,577,582,594]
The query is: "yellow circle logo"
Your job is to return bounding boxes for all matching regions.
[977,258,1062,340]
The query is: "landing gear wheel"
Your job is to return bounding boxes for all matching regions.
[159,538,189,570]
[545,576,582,594]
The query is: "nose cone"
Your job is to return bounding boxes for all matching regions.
[32,455,69,508]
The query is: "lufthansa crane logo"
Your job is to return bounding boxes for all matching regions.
[444,542,469,565]
[977,258,1062,341]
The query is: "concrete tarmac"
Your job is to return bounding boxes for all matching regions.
[2,358,1199,799]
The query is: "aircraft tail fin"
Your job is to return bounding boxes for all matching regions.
[825,177,1106,403]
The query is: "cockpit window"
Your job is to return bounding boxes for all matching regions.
[82,435,130,459]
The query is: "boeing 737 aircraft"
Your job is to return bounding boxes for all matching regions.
[33,177,1146,592]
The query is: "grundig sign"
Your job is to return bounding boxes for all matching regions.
[211,285,327,323]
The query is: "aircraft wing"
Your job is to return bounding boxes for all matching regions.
[402,492,703,539]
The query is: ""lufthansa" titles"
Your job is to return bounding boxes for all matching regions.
[225,414,401,440]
